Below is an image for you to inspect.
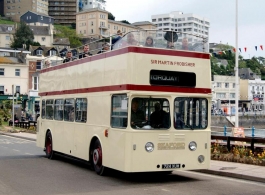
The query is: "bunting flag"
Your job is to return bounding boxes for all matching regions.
[211,45,265,58]
[210,53,212,57]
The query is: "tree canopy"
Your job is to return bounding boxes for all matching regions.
[119,20,130,24]
[108,12,115,20]
[10,21,35,50]
[210,45,265,79]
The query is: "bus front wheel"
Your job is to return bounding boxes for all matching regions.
[92,139,105,175]
[45,131,54,159]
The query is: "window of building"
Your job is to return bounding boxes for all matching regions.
[91,29,93,33]
[84,30,86,34]
[36,49,42,55]
[36,61,41,70]
[54,99,64,121]
[230,93,235,98]
[0,68,4,76]
[91,21,93,26]
[15,69,20,76]
[49,50,56,56]
[225,83,229,88]
[216,93,226,98]
[5,35,10,41]
[7,26,12,31]
[111,94,128,128]
[75,98,87,122]
[46,99,54,120]
[15,86,20,94]
[33,76,38,90]
[152,19,156,22]
[0,86,4,95]
[64,99,75,122]
[42,37,45,41]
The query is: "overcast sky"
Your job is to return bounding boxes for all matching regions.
[107,0,265,59]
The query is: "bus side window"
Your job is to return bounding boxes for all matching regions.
[46,99,54,120]
[111,94,128,128]
[64,98,75,122]
[75,98,87,122]
[41,100,46,119]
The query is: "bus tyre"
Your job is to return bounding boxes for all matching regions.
[92,139,105,175]
[45,131,54,159]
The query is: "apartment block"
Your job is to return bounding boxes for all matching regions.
[80,0,106,11]
[48,0,77,25]
[151,11,210,43]
[4,0,48,22]
[76,8,146,39]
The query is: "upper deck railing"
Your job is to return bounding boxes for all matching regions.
[42,30,209,69]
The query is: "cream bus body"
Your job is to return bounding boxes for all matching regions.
[37,42,211,174]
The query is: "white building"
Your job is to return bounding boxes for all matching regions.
[151,11,210,43]
[80,0,106,11]
[240,78,265,111]
[212,75,238,114]
[0,56,29,105]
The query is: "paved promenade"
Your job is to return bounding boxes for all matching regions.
[0,131,265,183]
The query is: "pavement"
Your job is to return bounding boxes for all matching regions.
[0,131,265,183]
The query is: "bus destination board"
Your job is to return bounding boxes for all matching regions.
[150,70,196,87]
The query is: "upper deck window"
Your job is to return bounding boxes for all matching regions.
[174,98,208,130]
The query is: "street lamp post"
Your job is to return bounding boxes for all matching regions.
[12,85,14,129]
[235,0,239,127]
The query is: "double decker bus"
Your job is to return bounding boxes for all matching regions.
[36,30,211,175]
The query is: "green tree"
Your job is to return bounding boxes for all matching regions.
[108,12,115,20]
[71,23,76,29]
[54,25,82,48]
[32,42,41,46]
[10,21,34,50]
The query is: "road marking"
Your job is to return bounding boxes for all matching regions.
[12,149,20,152]
[0,135,35,143]
[25,153,33,155]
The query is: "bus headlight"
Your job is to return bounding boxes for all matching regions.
[198,155,205,163]
[189,141,197,151]
[145,142,154,152]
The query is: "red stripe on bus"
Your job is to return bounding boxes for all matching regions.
[40,47,210,73]
[39,84,211,96]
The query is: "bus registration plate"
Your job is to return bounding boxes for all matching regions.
[162,164,180,169]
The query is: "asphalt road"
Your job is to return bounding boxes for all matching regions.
[0,135,265,195]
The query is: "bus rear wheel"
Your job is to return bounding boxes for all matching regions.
[92,139,105,175]
[45,131,54,159]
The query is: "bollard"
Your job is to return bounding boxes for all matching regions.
[252,126,255,137]
[224,125,227,136]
